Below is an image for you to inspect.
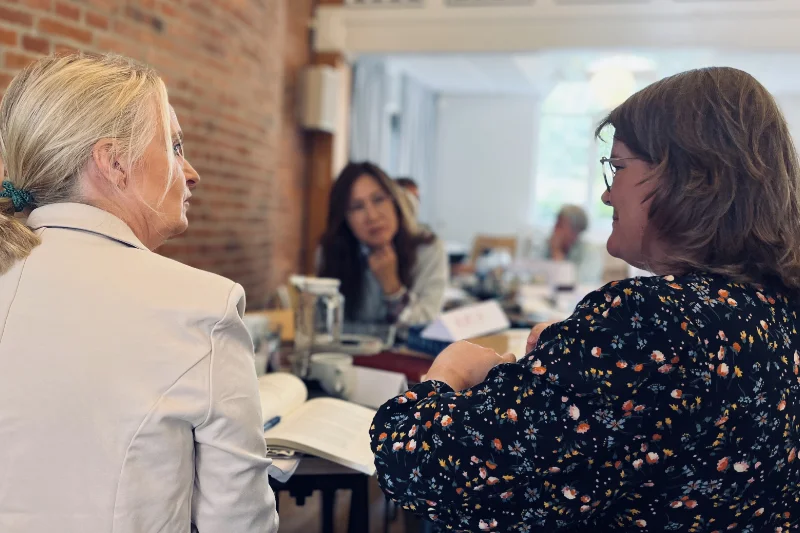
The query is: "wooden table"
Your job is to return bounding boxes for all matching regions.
[353,349,434,383]
[270,329,531,533]
[351,329,531,386]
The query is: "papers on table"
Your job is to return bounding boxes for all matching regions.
[268,457,302,483]
[443,286,472,305]
[421,300,510,342]
[348,366,409,409]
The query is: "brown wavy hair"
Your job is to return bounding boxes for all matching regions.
[597,67,800,292]
[318,161,435,319]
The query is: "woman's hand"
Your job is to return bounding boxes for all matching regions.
[526,321,557,353]
[425,341,516,391]
[369,244,403,295]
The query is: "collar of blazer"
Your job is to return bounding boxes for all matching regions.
[26,202,149,251]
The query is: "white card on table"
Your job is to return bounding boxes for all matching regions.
[421,300,510,342]
[348,366,409,409]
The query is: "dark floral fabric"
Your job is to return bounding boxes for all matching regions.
[370,273,800,532]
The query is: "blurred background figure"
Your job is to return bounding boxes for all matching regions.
[394,177,419,201]
[546,204,587,262]
[395,176,429,231]
[533,204,604,284]
[318,162,447,326]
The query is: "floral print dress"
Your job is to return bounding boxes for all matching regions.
[370,273,800,532]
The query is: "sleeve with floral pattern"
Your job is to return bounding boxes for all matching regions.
[370,278,688,532]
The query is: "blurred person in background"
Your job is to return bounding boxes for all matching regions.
[0,54,277,533]
[395,176,435,237]
[395,177,420,201]
[527,203,603,285]
[371,67,800,532]
[547,204,588,262]
[319,162,447,325]
[395,176,422,223]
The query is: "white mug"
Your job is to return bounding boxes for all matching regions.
[309,353,355,399]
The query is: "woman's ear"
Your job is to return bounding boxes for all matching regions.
[90,138,127,190]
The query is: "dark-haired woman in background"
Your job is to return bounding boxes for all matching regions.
[319,162,448,325]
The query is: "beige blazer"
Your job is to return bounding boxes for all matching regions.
[0,203,278,533]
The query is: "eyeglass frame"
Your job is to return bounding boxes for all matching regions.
[599,156,640,193]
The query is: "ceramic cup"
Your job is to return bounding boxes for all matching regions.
[308,353,355,399]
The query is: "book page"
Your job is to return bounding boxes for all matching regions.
[258,373,308,424]
[264,397,377,476]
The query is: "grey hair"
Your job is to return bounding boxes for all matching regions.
[559,204,589,233]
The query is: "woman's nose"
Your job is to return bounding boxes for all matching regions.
[184,158,200,190]
[364,202,380,220]
[601,188,611,206]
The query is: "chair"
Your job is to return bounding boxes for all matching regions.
[470,234,518,264]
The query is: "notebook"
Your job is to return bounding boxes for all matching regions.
[258,373,377,476]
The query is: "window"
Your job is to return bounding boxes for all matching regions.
[532,82,615,241]
[533,114,592,225]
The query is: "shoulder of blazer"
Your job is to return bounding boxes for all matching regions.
[133,250,240,302]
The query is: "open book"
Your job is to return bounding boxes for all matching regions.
[258,373,377,476]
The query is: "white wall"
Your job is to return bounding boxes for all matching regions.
[429,95,538,247]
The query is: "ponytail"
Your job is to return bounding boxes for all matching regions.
[0,200,40,274]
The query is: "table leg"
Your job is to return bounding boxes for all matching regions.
[322,489,336,533]
[347,475,369,533]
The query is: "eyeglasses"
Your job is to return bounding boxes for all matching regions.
[347,192,391,218]
[599,156,639,193]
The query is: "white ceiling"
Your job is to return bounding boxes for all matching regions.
[381,49,800,96]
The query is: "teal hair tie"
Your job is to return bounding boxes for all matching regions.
[0,180,35,212]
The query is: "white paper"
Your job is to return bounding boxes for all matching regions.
[443,286,471,304]
[347,366,408,409]
[267,457,302,483]
[517,283,572,323]
[421,300,510,342]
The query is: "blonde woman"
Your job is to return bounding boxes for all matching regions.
[0,54,277,532]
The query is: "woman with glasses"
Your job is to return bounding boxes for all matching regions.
[318,162,447,325]
[371,67,800,531]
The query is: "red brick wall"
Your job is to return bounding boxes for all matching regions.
[276,0,314,294]
[0,0,314,307]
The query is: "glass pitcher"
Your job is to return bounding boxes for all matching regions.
[290,275,344,378]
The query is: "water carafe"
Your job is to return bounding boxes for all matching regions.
[289,275,344,378]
